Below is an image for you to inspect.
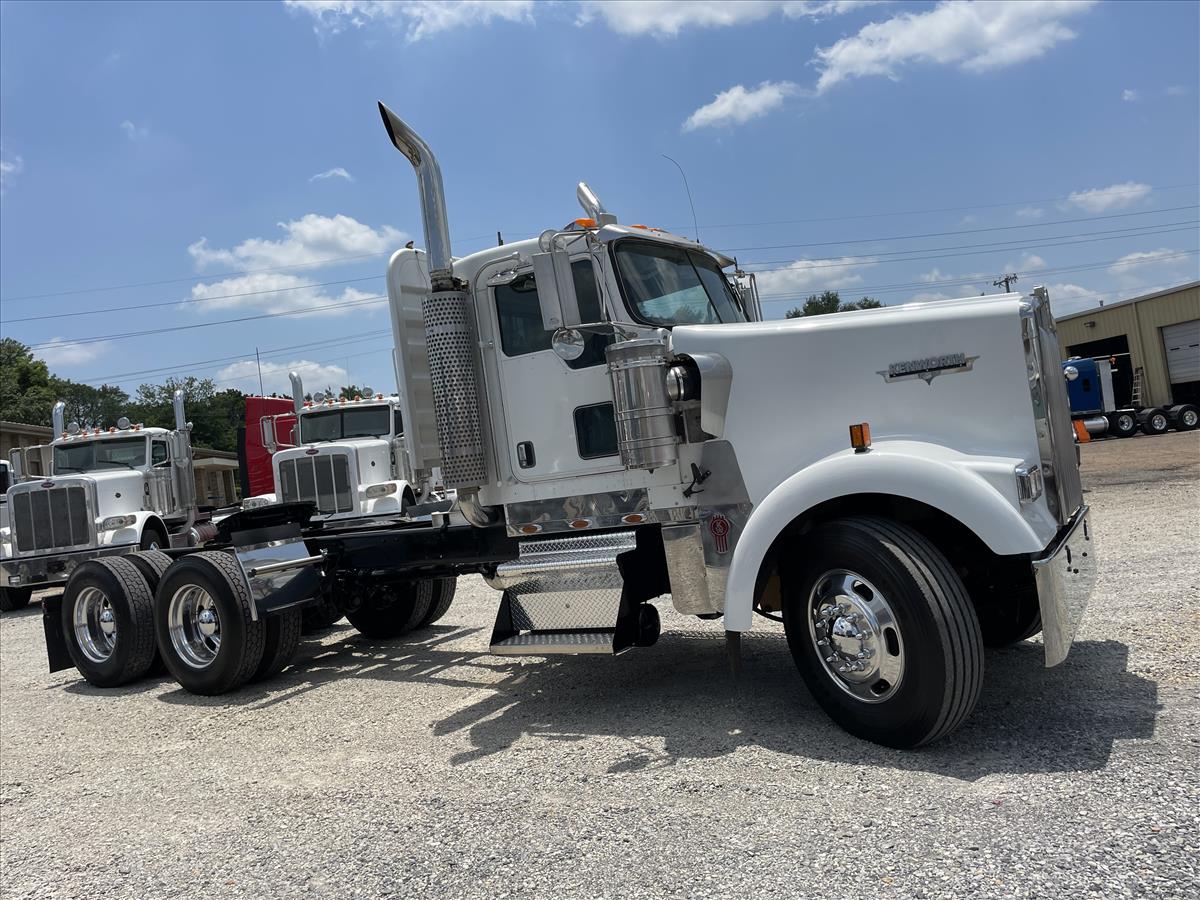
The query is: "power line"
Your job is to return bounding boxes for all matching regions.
[3,275,385,324]
[25,295,388,351]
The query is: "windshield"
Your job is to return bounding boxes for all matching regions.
[614,240,747,326]
[299,406,393,443]
[54,437,146,472]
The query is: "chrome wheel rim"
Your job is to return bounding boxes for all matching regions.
[1151,413,1167,431]
[1184,410,1198,427]
[1118,415,1135,430]
[73,587,117,664]
[167,585,221,669]
[807,570,904,703]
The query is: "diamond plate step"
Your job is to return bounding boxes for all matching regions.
[489,631,617,655]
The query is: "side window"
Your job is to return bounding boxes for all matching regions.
[393,408,404,436]
[574,403,619,459]
[494,260,612,369]
[151,441,168,466]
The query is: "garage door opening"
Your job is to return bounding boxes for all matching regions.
[1066,335,1133,408]
[1162,319,1200,405]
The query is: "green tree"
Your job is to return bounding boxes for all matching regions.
[785,290,882,318]
[53,380,130,428]
[128,377,245,452]
[0,338,58,425]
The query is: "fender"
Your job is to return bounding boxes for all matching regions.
[722,440,1058,631]
[100,511,168,549]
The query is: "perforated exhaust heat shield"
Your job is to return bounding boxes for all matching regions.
[422,289,487,487]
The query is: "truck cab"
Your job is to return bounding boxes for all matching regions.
[245,376,416,522]
[1,393,202,605]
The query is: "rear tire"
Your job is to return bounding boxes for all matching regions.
[0,586,33,612]
[125,550,174,675]
[253,609,302,682]
[154,551,266,695]
[61,558,157,687]
[417,577,457,628]
[300,597,344,634]
[782,517,984,749]
[346,581,433,639]
[1170,404,1199,431]
[1108,411,1138,438]
[1141,408,1170,436]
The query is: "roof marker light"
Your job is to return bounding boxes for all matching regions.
[849,422,872,453]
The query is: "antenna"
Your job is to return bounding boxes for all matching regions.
[661,154,699,243]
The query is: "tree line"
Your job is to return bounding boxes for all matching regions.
[0,339,365,453]
[785,290,882,318]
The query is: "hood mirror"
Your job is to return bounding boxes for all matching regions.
[551,328,586,361]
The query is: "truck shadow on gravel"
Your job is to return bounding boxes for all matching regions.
[150,624,1157,781]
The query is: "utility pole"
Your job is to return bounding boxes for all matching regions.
[993,273,1019,293]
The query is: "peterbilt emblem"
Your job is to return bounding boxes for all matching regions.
[878,353,978,385]
[41,480,54,488]
[709,515,731,554]
[305,448,319,456]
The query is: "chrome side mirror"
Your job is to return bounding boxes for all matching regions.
[551,328,586,361]
[1063,365,1079,381]
[532,248,582,331]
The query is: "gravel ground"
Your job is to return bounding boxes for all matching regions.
[2,432,1197,899]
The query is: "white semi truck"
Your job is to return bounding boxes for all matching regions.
[3,392,214,611]
[42,103,1095,748]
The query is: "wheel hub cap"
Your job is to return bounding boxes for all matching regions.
[1184,410,1198,427]
[167,585,221,669]
[808,570,904,703]
[73,587,117,664]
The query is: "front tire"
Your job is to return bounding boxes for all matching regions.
[417,577,457,628]
[0,586,33,612]
[154,552,266,695]
[1108,411,1138,438]
[782,517,983,749]
[140,525,169,551]
[345,581,433,639]
[61,558,157,687]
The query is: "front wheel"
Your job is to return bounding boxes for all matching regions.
[0,586,33,612]
[1108,411,1138,438]
[782,517,983,749]
[154,552,266,695]
[345,581,433,639]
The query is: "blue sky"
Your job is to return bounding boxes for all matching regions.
[2,0,1197,398]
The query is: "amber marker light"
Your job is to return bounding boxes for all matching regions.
[849,422,872,453]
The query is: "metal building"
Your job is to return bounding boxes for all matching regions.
[1055,280,1200,409]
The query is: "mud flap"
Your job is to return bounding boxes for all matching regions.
[41,595,73,673]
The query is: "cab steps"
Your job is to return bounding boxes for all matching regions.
[488,531,644,656]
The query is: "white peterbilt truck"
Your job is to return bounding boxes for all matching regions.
[2,392,213,611]
[42,102,1094,749]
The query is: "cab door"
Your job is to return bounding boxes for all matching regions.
[482,257,622,483]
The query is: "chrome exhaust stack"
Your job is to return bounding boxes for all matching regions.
[576,183,617,226]
[289,371,305,415]
[378,102,454,290]
[52,401,66,438]
[171,389,198,537]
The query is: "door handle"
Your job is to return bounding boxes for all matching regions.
[516,441,536,469]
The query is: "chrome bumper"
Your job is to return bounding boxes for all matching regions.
[2,543,139,589]
[1033,505,1095,667]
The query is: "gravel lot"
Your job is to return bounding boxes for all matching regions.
[2,432,1197,899]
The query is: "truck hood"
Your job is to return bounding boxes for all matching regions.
[670,293,1039,506]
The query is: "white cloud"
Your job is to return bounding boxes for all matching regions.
[813,1,1095,93]
[577,0,874,37]
[1015,206,1044,219]
[683,81,799,131]
[189,213,404,270]
[754,256,877,296]
[310,167,353,182]
[0,153,22,191]
[1165,85,1188,97]
[188,272,379,316]
[1045,282,1097,316]
[1064,181,1152,213]
[1002,253,1046,272]
[186,213,404,315]
[120,120,150,141]
[36,338,111,368]
[216,358,349,394]
[1121,89,1139,102]
[1107,248,1188,275]
[283,0,534,41]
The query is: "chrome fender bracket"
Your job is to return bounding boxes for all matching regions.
[232,538,323,620]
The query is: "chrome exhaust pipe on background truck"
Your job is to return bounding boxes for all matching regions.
[52,401,66,438]
[171,389,198,538]
[289,371,305,415]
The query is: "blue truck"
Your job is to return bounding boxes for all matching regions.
[1062,356,1198,437]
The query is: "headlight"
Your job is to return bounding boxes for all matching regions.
[101,515,136,530]
[1014,464,1044,503]
[365,483,397,499]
